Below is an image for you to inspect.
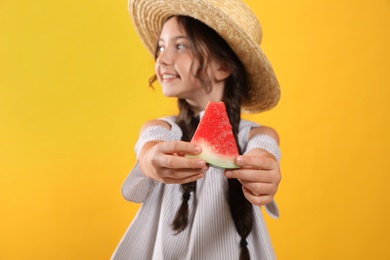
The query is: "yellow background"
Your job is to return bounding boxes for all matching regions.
[1,0,389,259]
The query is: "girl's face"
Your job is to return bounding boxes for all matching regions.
[155,16,227,112]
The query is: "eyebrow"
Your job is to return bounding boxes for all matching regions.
[158,35,189,42]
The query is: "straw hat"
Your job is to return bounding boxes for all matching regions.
[128,0,280,113]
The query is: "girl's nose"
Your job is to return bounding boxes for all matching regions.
[156,48,174,66]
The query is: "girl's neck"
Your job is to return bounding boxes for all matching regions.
[185,84,225,115]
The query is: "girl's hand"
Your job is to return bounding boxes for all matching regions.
[224,148,281,206]
[139,140,208,184]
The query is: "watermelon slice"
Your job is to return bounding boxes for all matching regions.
[186,101,239,169]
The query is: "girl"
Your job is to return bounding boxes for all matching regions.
[112,0,281,259]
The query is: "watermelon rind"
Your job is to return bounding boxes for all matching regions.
[186,140,239,169]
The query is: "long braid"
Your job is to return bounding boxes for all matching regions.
[171,99,199,234]
[224,70,253,260]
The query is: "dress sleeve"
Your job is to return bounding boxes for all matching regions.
[244,134,281,163]
[244,134,281,218]
[121,120,182,203]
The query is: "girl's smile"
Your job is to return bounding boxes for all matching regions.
[160,70,180,84]
[161,74,179,81]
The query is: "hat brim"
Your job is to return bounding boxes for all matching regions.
[129,0,280,113]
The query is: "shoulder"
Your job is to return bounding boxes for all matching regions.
[249,125,280,145]
[140,119,171,133]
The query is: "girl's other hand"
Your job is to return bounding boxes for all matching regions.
[139,140,208,184]
[224,148,281,206]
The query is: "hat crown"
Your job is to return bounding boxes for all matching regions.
[203,0,263,45]
[185,0,263,46]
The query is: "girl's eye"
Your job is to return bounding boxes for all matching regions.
[177,43,186,50]
[158,46,165,53]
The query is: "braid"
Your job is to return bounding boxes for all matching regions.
[171,99,199,234]
[171,181,196,234]
[224,59,253,260]
[228,178,253,260]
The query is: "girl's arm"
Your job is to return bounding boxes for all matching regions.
[121,119,207,202]
[225,125,281,206]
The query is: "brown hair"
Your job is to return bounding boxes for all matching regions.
[150,15,252,260]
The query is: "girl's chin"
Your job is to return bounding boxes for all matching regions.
[161,86,183,98]
[161,90,179,98]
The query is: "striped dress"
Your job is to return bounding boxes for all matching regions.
[111,117,281,260]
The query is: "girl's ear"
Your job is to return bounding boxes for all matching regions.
[213,61,232,82]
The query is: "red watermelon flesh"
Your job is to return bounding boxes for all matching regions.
[186,101,239,169]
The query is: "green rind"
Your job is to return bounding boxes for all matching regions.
[186,153,239,169]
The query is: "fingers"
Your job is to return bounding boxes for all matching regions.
[152,154,208,183]
[224,168,280,206]
[161,172,205,184]
[225,166,281,185]
[236,154,278,171]
[156,153,206,170]
[240,179,278,198]
[154,141,206,169]
[158,141,202,156]
[224,153,281,206]
[242,186,274,206]
[225,154,280,182]
[225,168,274,183]
[148,141,208,184]
[156,165,208,184]
[151,161,208,184]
